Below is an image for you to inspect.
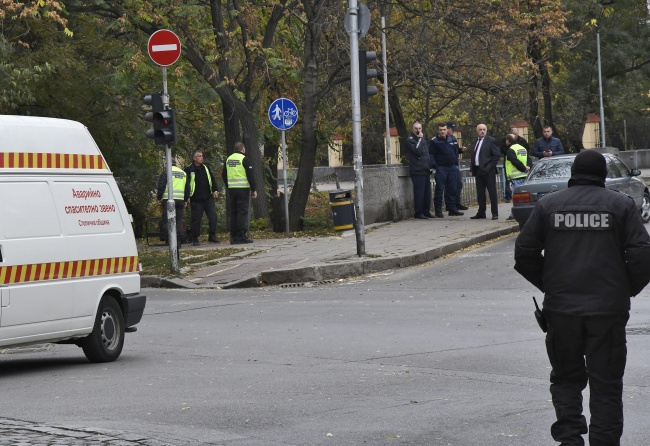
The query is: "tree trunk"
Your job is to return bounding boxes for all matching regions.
[389,89,407,158]
[288,1,328,232]
[222,101,240,157]
[539,59,558,137]
[527,37,543,139]
[262,135,285,232]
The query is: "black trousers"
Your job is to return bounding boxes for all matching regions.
[545,310,629,446]
[410,174,432,216]
[228,188,250,239]
[189,198,217,239]
[160,200,186,242]
[475,169,498,216]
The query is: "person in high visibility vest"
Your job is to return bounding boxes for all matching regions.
[156,158,188,243]
[184,150,220,246]
[504,133,532,221]
[222,141,257,244]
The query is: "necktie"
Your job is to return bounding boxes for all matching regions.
[474,138,483,165]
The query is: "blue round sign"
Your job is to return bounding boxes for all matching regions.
[268,98,298,131]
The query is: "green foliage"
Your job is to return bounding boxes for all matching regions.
[249,218,269,231]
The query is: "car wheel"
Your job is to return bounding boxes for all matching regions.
[81,295,124,363]
[640,191,650,224]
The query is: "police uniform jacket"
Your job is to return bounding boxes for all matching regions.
[429,135,457,169]
[514,177,650,315]
[447,134,461,158]
[405,132,431,175]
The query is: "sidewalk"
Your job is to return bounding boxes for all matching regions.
[142,202,519,289]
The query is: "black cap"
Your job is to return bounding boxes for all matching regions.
[570,150,607,185]
[446,121,456,130]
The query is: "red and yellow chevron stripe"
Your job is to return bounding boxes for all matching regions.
[0,152,106,170]
[0,256,139,285]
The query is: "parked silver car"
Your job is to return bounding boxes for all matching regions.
[511,153,650,229]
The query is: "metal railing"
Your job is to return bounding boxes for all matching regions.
[456,166,507,205]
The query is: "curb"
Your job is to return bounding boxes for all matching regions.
[255,224,518,287]
[142,225,519,290]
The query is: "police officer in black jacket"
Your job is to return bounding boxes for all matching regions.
[514,150,650,446]
[405,121,434,219]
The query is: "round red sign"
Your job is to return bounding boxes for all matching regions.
[147,30,182,67]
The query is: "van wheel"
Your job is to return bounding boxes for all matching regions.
[641,191,650,223]
[81,295,124,363]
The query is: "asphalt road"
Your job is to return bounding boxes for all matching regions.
[2,233,650,445]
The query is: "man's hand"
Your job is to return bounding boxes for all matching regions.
[252,191,258,200]
[544,150,552,157]
[461,146,468,152]
[213,191,219,199]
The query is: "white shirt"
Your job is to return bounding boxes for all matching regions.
[474,138,484,166]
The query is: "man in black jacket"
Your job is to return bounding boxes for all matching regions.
[184,149,220,246]
[405,122,433,219]
[514,150,650,446]
[470,124,501,220]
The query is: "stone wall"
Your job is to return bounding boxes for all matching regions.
[362,165,413,224]
[616,149,650,170]
[279,165,413,224]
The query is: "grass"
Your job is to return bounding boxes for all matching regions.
[138,244,245,276]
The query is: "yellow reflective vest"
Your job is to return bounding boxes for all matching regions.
[162,166,187,200]
[505,144,529,180]
[225,152,250,188]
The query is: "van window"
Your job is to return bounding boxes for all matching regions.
[0,182,62,238]
[52,181,124,235]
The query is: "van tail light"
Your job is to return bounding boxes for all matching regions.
[513,193,531,204]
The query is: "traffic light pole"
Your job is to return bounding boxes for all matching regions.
[162,66,179,274]
[348,0,365,257]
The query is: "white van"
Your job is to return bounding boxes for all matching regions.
[0,115,145,362]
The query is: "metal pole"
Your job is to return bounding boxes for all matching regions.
[162,66,179,274]
[597,29,606,148]
[381,1,391,165]
[348,0,365,256]
[281,130,290,234]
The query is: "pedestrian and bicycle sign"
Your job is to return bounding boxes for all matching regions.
[268,98,298,131]
[268,98,298,234]
[148,30,182,67]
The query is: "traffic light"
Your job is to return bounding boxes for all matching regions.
[144,92,163,141]
[143,93,177,146]
[153,109,177,146]
[358,50,378,103]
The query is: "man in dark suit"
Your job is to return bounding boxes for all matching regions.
[470,123,501,220]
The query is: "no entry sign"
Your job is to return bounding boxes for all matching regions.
[148,30,182,67]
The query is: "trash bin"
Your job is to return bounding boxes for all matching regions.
[329,189,355,231]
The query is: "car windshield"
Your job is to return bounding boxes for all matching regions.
[528,159,574,181]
